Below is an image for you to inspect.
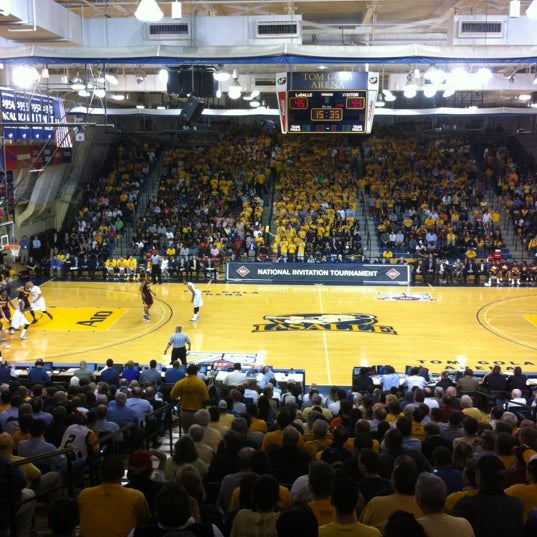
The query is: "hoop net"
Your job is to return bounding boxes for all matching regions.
[4,244,20,258]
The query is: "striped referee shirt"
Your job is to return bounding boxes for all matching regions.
[168,332,190,349]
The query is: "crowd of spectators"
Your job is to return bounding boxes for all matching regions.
[14,124,537,286]
[484,140,537,258]
[2,358,537,537]
[14,140,158,282]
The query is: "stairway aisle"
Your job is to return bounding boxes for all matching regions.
[483,179,528,261]
[357,193,381,261]
[115,157,164,256]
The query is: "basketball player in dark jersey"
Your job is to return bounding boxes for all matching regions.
[140,274,156,322]
[15,284,37,322]
[0,289,14,346]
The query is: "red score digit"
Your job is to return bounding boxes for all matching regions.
[289,97,308,109]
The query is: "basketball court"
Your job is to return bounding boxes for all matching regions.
[4,279,537,386]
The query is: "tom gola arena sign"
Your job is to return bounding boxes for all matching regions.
[226,263,411,285]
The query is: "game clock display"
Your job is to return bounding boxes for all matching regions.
[287,90,368,133]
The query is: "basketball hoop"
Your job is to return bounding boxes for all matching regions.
[4,244,20,259]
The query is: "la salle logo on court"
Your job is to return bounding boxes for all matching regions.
[252,313,397,334]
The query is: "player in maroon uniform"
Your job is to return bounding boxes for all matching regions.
[140,274,156,322]
[15,284,37,322]
[0,289,14,347]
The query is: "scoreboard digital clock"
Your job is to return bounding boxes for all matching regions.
[276,72,378,135]
[287,90,367,132]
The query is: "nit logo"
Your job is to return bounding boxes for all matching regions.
[377,292,437,302]
[252,313,397,334]
[386,268,401,280]
[236,266,251,278]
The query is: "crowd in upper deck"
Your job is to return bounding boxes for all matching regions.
[10,123,537,287]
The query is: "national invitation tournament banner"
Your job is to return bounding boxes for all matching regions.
[226,262,411,285]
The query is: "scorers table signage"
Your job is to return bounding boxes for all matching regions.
[226,262,411,285]
[276,71,378,134]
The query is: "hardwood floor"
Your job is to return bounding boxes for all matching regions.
[7,280,537,386]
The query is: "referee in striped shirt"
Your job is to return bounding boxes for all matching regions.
[164,325,191,366]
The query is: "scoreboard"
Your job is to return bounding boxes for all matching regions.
[276,71,378,134]
[287,90,368,133]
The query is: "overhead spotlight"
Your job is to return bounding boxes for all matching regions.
[135,0,163,22]
[0,0,10,16]
[158,68,169,84]
[135,69,147,84]
[382,89,396,102]
[94,88,106,98]
[105,73,119,85]
[243,90,260,101]
[403,72,418,99]
[228,69,242,99]
[449,67,468,86]
[526,0,537,19]
[213,67,230,82]
[423,84,437,98]
[475,67,492,84]
[111,94,126,101]
[12,65,39,89]
[424,66,446,85]
[70,73,85,91]
[171,0,182,19]
[506,68,517,84]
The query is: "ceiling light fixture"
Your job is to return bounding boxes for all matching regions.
[424,66,446,85]
[475,67,492,84]
[135,69,147,84]
[509,0,521,17]
[70,72,85,91]
[0,0,11,17]
[423,84,437,98]
[403,72,418,99]
[228,69,242,99]
[135,0,163,22]
[12,65,39,89]
[213,68,230,82]
[158,68,169,84]
[527,0,537,19]
[105,73,119,85]
[171,1,182,19]
[382,89,396,102]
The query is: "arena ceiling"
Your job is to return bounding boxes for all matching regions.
[1,0,537,114]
